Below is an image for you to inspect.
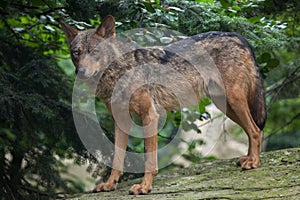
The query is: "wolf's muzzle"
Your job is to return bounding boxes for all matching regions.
[75,67,87,79]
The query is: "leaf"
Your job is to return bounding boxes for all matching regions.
[197,139,205,145]
[168,6,185,12]
[220,0,230,9]
[195,0,214,3]
[143,2,156,13]
[260,52,271,62]
[248,17,260,24]
[199,112,211,121]
[31,0,45,6]
[199,98,211,113]
[267,58,280,68]
[174,112,182,127]
[3,129,16,141]
[188,142,196,151]
[45,25,55,32]
[160,36,173,44]
[228,8,238,13]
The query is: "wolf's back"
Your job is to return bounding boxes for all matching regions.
[191,32,267,130]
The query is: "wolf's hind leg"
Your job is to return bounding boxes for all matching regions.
[225,89,261,170]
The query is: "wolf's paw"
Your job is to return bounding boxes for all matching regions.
[236,156,260,170]
[93,182,116,193]
[129,184,152,195]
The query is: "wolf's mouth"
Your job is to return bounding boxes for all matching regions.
[75,68,100,80]
[80,71,102,83]
[75,71,90,80]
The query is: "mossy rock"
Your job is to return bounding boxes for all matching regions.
[69,148,300,199]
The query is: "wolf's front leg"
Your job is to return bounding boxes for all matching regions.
[93,124,129,192]
[129,104,159,195]
[129,136,158,195]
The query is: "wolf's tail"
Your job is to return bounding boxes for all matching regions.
[249,62,267,131]
[238,34,267,131]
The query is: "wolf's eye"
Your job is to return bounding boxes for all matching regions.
[72,50,81,56]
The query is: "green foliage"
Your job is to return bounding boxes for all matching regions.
[265,99,300,134]
[175,1,287,51]
[0,39,82,198]
[266,130,300,151]
[66,0,96,22]
[0,1,90,199]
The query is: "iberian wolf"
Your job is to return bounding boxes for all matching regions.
[61,15,266,195]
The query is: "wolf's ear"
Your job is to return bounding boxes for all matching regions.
[60,20,78,44]
[95,15,116,38]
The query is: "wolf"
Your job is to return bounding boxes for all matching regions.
[61,15,266,195]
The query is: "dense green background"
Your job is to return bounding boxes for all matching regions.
[0,0,299,199]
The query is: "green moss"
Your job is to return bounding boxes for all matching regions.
[69,148,300,199]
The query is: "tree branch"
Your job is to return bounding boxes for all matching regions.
[266,64,300,107]
[10,2,39,10]
[264,111,300,139]
[36,6,66,18]
[0,18,21,41]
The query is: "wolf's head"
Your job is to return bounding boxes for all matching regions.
[61,15,120,79]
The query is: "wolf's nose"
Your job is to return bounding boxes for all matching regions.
[75,67,85,75]
[75,67,87,79]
